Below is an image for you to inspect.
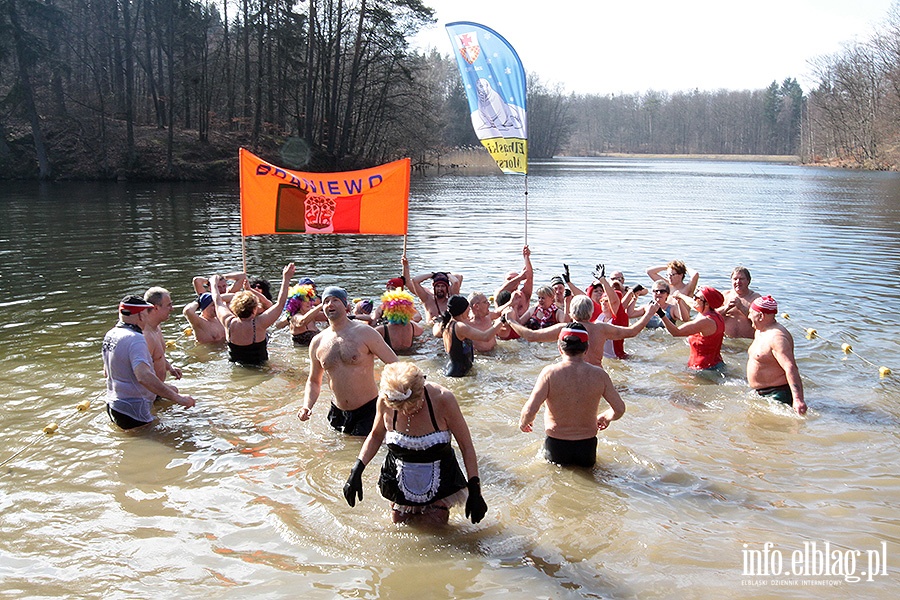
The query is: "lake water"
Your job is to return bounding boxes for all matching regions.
[1,158,898,598]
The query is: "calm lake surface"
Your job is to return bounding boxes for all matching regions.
[1,158,899,599]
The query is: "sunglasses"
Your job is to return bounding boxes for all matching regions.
[653,289,669,294]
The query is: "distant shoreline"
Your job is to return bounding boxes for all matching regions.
[592,153,800,163]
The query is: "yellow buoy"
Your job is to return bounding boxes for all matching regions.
[76,400,91,412]
[805,328,817,340]
[43,422,58,435]
[184,327,193,337]
[841,343,852,354]
[165,340,176,350]
[880,366,892,379]
[781,313,790,320]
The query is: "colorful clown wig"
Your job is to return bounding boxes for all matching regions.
[380,289,416,325]
[284,284,316,316]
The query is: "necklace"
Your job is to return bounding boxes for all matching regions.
[404,400,424,433]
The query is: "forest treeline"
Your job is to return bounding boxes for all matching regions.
[1,0,898,180]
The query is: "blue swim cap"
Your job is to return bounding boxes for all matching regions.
[322,286,349,306]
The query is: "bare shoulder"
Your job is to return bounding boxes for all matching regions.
[426,382,458,407]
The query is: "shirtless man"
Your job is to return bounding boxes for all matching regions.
[717,266,761,339]
[182,292,226,343]
[192,271,246,297]
[519,323,626,468]
[467,292,498,352]
[298,286,398,435]
[403,255,463,324]
[143,287,182,381]
[747,295,807,415]
[505,295,658,367]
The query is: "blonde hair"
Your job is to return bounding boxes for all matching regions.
[379,362,426,410]
[229,290,259,319]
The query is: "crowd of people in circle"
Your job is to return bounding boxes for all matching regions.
[101,246,806,526]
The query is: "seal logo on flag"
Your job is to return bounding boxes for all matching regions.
[456,32,480,64]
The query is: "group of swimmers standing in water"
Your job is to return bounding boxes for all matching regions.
[101,246,806,526]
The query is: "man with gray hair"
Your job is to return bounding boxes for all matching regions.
[298,286,398,435]
[504,295,658,367]
[144,287,182,382]
[718,266,761,339]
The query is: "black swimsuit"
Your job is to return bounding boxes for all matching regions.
[444,322,474,377]
[227,318,268,365]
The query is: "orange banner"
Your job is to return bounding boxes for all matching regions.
[239,148,409,236]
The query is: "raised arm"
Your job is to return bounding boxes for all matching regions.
[660,311,716,337]
[646,264,667,282]
[505,318,564,343]
[256,263,295,328]
[521,245,534,299]
[601,301,659,340]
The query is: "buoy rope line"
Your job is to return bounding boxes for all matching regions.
[0,392,104,471]
[781,313,893,381]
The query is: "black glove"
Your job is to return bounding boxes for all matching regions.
[657,308,666,319]
[465,476,488,524]
[343,459,365,507]
[561,264,570,283]
[632,284,644,294]
[592,263,606,279]
[564,289,572,297]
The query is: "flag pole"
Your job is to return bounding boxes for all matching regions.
[524,174,529,246]
[242,235,248,276]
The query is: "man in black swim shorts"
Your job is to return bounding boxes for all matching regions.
[519,323,626,468]
[298,286,398,435]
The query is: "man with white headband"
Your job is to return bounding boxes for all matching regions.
[747,295,807,415]
[102,295,195,429]
[299,286,398,435]
[518,322,626,468]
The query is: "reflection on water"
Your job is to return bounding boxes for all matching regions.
[1,159,899,598]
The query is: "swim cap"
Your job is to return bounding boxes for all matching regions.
[558,323,589,344]
[699,286,724,310]
[119,295,152,315]
[751,295,778,314]
[387,276,405,289]
[197,292,213,310]
[322,286,349,306]
[447,294,469,317]
[558,322,589,354]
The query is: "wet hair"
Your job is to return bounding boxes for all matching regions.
[495,290,512,307]
[732,266,751,282]
[569,295,594,321]
[379,362,426,410]
[229,290,259,319]
[438,295,469,333]
[667,260,687,276]
[144,287,170,306]
[559,322,590,356]
[249,277,272,301]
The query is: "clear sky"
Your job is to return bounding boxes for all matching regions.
[411,0,896,94]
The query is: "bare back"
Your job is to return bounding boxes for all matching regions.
[531,360,617,440]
